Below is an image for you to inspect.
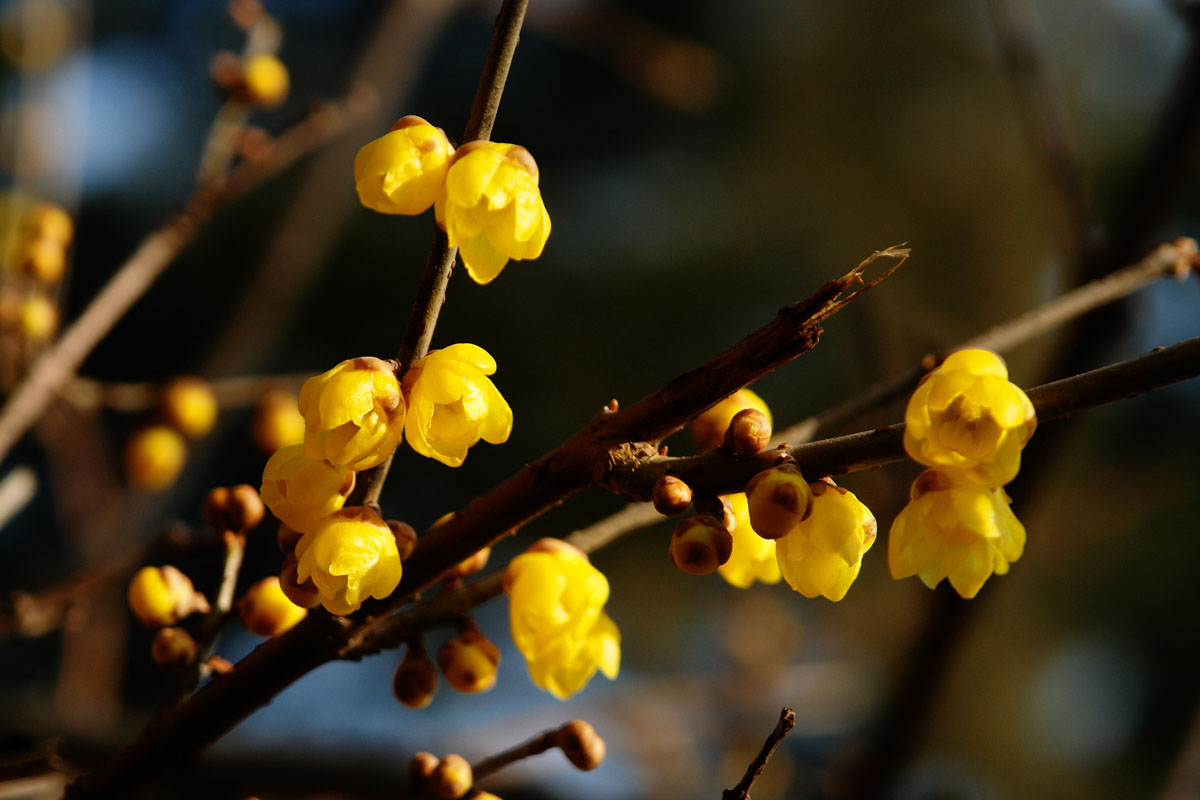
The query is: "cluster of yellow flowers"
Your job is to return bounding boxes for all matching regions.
[260,349,512,615]
[889,349,1036,598]
[0,199,73,344]
[124,376,220,491]
[354,116,551,284]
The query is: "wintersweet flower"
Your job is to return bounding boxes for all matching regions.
[889,469,1026,599]
[295,506,402,615]
[299,357,405,470]
[237,577,307,637]
[904,349,1036,486]
[260,444,355,533]
[504,539,620,699]
[435,141,551,284]
[127,565,210,628]
[776,478,877,602]
[689,387,772,451]
[718,493,781,588]
[402,343,512,467]
[354,116,453,215]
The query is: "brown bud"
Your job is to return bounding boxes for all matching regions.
[227,484,265,533]
[724,408,772,456]
[210,51,242,91]
[393,640,438,709]
[388,520,418,561]
[277,524,302,553]
[229,0,266,29]
[669,515,733,576]
[446,547,490,581]
[278,553,321,609]
[150,627,197,670]
[694,494,736,531]
[556,720,606,771]
[431,753,473,799]
[203,486,231,532]
[652,475,692,516]
[745,462,813,539]
[407,752,440,793]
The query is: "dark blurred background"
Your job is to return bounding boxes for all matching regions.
[1,0,1199,798]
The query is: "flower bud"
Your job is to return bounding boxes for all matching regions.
[745,462,813,539]
[393,640,439,708]
[20,238,66,285]
[252,389,305,454]
[445,546,490,582]
[300,357,405,470]
[210,50,242,91]
[124,425,187,491]
[240,53,289,108]
[407,752,440,793]
[669,515,733,576]
[689,388,771,451]
[160,377,217,439]
[388,520,418,561]
[355,116,453,216]
[652,475,692,516]
[278,553,321,609]
[277,524,302,553]
[724,408,772,456]
[238,576,307,636]
[203,486,231,532]
[555,720,605,771]
[431,753,473,799]
[18,295,57,341]
[20,202,73,245]
[695,494,736,531]
[150,627,197,670]
[128,565,210,628]
[468,792,502,800]
[438,628,500,693]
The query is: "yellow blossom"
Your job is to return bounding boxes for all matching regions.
[690,388,772,451]
[776,478,877,602]
[161,376,218,440]
[124,425,187,491]
[402,343,512,467]
[435,141,550,285]
[299,357,405,470]
[252,389,306,454]
[238,577,307,636]
[718,493,781,588]
[504,539,620,699]
[127,565,210,628]
[889,469,1026,599]
[241,53,288,107]
[295,506,402,615]
[260,443,355,533]
[904,349,1036,486]
[354,116,453,215]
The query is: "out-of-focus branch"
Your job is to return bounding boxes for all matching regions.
[722,707,796,800]
[0,89,377,465]
[66,372,311,412]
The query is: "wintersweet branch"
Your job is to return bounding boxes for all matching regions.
[67,371,311,412]
[0,88,377,464]
[604,336,1200,500]
[722,707,796,800]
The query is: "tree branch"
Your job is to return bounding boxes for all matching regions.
[722,707,796,800]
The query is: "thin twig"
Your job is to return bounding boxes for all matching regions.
[471,727,559,784]
[722,707,796,800]
[66,372,311,412]
[0,90,376,465]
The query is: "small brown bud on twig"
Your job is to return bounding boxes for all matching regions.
[203,487,231,532]
[388,520,418,561]
[669,515,733,576]
[407,752,440,793]
[431,754,474,799]
[555,720,606,771]
[151,627,197,670]
[652,475,693,516]
[724,408,772,456]
[695,494,735,531]
[393,639,439,709]
[227,484,265,532]
[278,553,321,609]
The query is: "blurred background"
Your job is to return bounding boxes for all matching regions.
[1,0,1199,798]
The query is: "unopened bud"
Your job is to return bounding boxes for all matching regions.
[277,524,302,553]
[431,753,473,799]
[150,627,197,670]
[210,51,242,92]
[203,486,231,532]
[128,565,210,628]
[556,720,605,771]
[388,520,418,561]
[695,494,736,531]
[652,475,692,516]
[745,462,813,539]
[278,553,321,608]
[20,238,66,285]
[124,425,187,491]
[446,547,490,581]
[238,576,307,636]
[252,389,305,454]
[18,295,57,342]
[438,628,500,694]
[724,408,772,456]
[669,515,733,576]
[393,640,438,708]
[160,376,217,440]
[20,203,73,245]
[240,53,289,108]
[227,484,265,532]
[407,752,440,793]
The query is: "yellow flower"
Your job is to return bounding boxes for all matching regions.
[435,141,550,284]
[241,53,289,107]
[238,577,307,636]
[889,469,1026,599]
[124,425,187,491]
[252,389,306,454]
[690,388,772,451]
[776,478,877,602]
[127,565,210,628]
[402,343,512,467]
[718,493,781,588]
[295,506,402,615]
[354,116,453,215]
[260,443,355,533]
[438,628,501,693]
[160,376,218,440]
[299,357,405,470]
[904,349,1036,486]
[504,539,620,699]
